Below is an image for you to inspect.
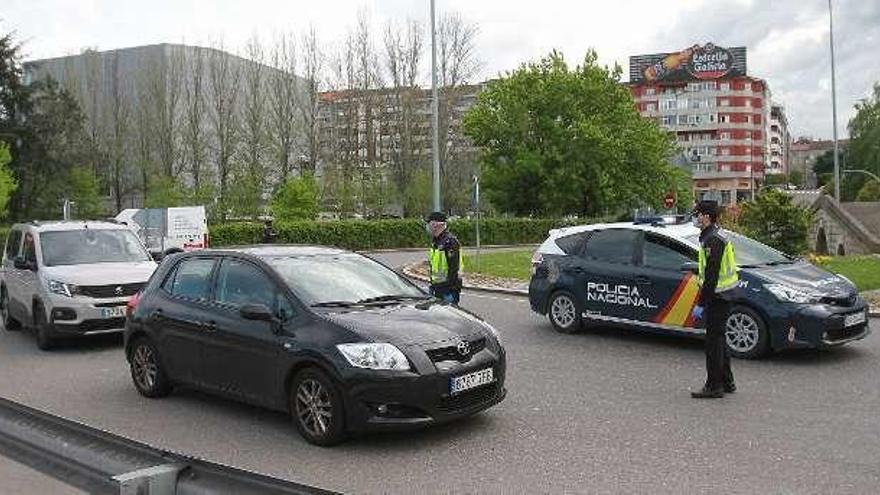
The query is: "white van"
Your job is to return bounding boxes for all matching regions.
[115,206,209,258]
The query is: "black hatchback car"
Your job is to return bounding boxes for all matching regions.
[124,246,506,446]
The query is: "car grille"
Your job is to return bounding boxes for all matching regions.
[68,318,126,333]
[826,324,866,342]
[425,337,486,363]
[820,295,856,307]
[437,383,500,413]
[77,283,144,299]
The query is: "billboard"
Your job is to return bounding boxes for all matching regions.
[629,43,747,83]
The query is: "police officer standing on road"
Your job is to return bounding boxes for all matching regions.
[691,200,738,399]
[426,212,463,304]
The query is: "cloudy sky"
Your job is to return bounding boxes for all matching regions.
[4,0,878,139]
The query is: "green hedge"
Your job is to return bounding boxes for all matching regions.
[210,218,589,250]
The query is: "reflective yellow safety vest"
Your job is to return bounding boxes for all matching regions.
[697,238,739,293]
[428,246,464,284]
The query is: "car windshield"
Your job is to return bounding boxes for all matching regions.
[40,229,152,266]
[684,231,791,267]
[266,253,425,306]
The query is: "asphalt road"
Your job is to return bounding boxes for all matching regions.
[0,252,877,494]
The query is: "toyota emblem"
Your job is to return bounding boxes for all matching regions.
[456,340,470,356]
[115,286,124,296]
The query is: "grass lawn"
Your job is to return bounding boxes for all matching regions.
[814,255,880,292]
[464,249,533,280]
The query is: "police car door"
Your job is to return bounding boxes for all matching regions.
[632,232,700,329]
[578,229,642,321]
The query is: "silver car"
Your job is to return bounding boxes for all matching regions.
[0,221,157,350]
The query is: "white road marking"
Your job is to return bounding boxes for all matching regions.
[465,292,528,303]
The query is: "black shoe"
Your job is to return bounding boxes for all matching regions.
[691,387,724,399]
[724,383,736,394]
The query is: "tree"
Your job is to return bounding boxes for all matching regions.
[145,175,187,208]
[856,180,880,201]
[182,46,208,189]
[269,33,300,183]
[208,40,242,219]
[271,176,318,221]
[738,189,813,255]
[68,166,105,218]
[846,83,880,191]
[0,143,17,219]
[463,50,679,217]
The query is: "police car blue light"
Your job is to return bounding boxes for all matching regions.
[528,220,871,358]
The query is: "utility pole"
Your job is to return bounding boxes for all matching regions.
[829,0,840,201]
[430,0,441,212]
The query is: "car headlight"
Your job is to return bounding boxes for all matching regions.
[47,280,77,298]
[336,343,410,371]
[765,284,822,304]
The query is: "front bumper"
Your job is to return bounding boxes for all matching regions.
[769,298,871,350]
[341,339,507,432]
[44,294,132,336]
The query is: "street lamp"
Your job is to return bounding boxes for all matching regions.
[430,0,441,213]
[828,0,841,201]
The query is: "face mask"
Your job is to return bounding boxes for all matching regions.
[692,216,701,228]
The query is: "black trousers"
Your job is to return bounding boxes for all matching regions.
[704,298,734,390]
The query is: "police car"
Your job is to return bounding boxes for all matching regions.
[528,215,871,358]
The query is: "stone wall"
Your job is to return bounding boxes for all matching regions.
[809,197,880,255]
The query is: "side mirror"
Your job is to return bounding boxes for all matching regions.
[150,252,164,262]
[681,261,699,274]
[14,257,35,271]
[240,303,274,322]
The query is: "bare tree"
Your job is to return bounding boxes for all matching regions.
[182,46,208,189]
[383,19,423,216]
[437,13,481,213]
[269,33,299,183]
[103,51,131,213]
[299,27,323,176]
[354,11,384,217]
[207,40,242,217]
[147,45,184,177]
[132,66,156,204]
[241,35,268,181]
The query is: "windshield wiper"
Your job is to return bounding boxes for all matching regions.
[311,300,359,308]
[357,294,430,304]
[765,260,795,266]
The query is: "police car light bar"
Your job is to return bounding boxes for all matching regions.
[633,211,688,227]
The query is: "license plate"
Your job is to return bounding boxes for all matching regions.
[101,306,126,318]
[450,368,494,395]
[844,311,866,327]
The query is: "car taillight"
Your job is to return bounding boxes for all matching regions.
[126,291,142,318]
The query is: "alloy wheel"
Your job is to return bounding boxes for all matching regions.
[551,294,576,329]
[726,312,760,353]
[133,344,159,392]
[295,379,333,438]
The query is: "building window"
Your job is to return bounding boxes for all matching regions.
[702,82,715,91]
[677,115,688,125]
[708,114,717,123]
[661,99,676,110]
[721,148,730,156]
[662,115,674,126]
[677,99,689,110]
[753,114,761,124]
[645,87,655,96]
[719,115,730,124]
[720,99,729,106]
[646,103,656,112]
[720,132,731,140]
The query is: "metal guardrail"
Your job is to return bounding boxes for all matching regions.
[0,397,337,495]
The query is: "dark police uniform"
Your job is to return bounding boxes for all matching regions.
[429,230,463,304]
[696,222,737,396]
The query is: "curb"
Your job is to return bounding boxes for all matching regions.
[363,243,538,254]
[401,263,529,297]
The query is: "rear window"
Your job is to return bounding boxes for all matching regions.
[583,229,638,264]
[554,232,590,255]
[165,258,216,301]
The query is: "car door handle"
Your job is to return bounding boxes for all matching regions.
[635,276,652,285]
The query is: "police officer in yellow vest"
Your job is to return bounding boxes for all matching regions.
[691,200,738,399]
[426,212,463,304]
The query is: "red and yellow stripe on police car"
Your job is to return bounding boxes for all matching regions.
[652,274,700,327]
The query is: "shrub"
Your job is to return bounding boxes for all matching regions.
[209,217,590,250]
[738,189,813,255]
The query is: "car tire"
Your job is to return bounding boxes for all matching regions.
[725,305,770,359]
[1,287,21,331]
[290,368,346,446]
[129,338,172,398]
[548,290,582,334]
[33,303,55,351]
